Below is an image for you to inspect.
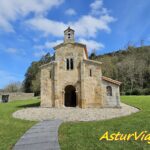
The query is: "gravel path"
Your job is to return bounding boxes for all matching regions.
[13,103,139,122]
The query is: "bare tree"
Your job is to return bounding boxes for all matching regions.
[4,81,23,92]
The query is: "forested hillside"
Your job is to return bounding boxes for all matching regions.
[90,46,150,95]
[23,46,150,95]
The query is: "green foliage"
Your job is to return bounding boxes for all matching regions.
[92,46,150,95]
[131,89,141,95]
[141,88,150,95]
[23,53,52,95]
[89,49,97,60]
[59,96,150,150]
[23,46,150,96]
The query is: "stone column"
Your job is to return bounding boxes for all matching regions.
[80,61,86,108]
[62,90,65,107]
[116,87,121,108]
[75,90,78,107]
[54,61,60,108]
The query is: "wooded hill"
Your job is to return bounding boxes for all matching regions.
[90,46,150,95]
[23,46,150,95]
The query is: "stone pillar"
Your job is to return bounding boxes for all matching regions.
[62,90,65,107]
[100,87,105,108]
[75,90,79,107]
[54,61,60,108]
[80,61,86,108]
[116,87,121,108]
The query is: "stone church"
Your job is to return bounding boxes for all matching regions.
[40,27,121,108]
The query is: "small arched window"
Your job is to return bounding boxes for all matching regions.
[90,69,92,77]
[66,58,74,70]
[50,70,52,79]
[106,86,112,96]
[68,33,71,39]
[66,59,69,70]
[70,58,74,70]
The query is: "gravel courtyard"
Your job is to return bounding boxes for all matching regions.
[13,103,139,122]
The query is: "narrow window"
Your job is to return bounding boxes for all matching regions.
[50,70,52,79]
[106,86,112,96]
[90,69,92,77]
[68,33,71,39]
[66,59,69,70]
[70,58,74,70]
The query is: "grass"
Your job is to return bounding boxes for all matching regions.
[0,99,40,150]
[59,96,150,150]
[0,96,149,150]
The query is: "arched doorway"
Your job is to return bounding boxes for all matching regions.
[65,85,76,107]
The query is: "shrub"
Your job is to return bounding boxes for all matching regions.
[125,91,131,95]
[131,89,141,95]
[142,88,150,95]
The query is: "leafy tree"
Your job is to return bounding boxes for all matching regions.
[93,46,150,95]
[89,49,97,60]
[23,52,52,95]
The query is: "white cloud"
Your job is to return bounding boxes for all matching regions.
[27,14,115,38]
[34,40,63,57]
[90,0,109,16]
[5,48,26,56]
[65,8,76,16]
[0,0,64,32]
[0,0,114,39]
[26,17,67,37]
[45,40,63,48]
[33,50,47,58]
[6,48,17,54]
[34,40,63,50]
[79,38,104,53]
[26,0,115,38]
[0,16,15,32]
[71,15,115,37]
[90,0,103,11]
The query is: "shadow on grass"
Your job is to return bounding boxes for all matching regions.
[17,102,40,108]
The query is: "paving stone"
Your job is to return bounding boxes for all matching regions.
[21,131,57,138]
[13,120,62,150]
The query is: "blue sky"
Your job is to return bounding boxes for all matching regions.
[0,0,150,88]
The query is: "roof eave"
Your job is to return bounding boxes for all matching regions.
[102,76,122,86]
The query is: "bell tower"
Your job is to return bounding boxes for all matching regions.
[64,27,75,43]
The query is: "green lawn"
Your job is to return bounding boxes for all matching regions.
[59,96,150,150]
[0,96,149,150]
[0,99,39,150]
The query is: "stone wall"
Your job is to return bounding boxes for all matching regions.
[40,64,54,107]
[82,60,103,108]
[41,43,87,108]
[40,41,121,108]
[102,80,121,107]
[0,92,34,102]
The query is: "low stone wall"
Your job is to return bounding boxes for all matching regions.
[0,92,34,102]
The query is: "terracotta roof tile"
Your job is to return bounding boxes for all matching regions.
[102,76,122,85]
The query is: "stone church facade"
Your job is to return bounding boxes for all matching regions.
[40,27,121,108]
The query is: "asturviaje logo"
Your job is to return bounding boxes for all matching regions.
[99,131,150,144]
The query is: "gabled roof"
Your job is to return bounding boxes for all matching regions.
[40,61,57,69]
[102,76,122,86]
[83,59,102,65]
[64,27,74,32]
